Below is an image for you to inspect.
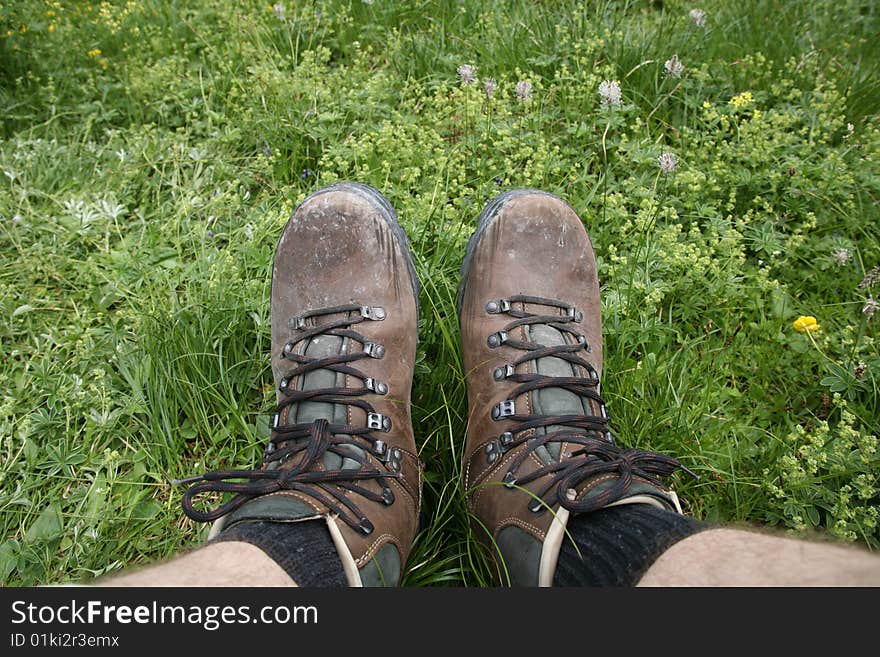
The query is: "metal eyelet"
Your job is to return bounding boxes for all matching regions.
[360,306,387,321]
[485,440,501,463]
[585,363,599,380]
[386,447,403,472]
[374,445,402,472]
[577,335,591,352]
[486,431,515,464]
[493,364,515,381]
[279,377,290,391]
[599,404,613,442]
[363,342,385,359]
[271,412,281,429]
[566,306,584,323]
[281,342,295,357]
[365,378,388,395]
[491,400,516,420]
[528,498,545,514]
[367,412,392,432]
[485,299,511,314]
[382,487,395,505]
[288,316,307,330]
[358,518,374,535]
[487,331,508,348]
[503,471,517,488]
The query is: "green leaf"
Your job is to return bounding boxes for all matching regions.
[820,375,847,392]
[12,304,34,317]
[133,499,162,521]
[24,503,63,543]
[0,541,17,582]
[85,473,109,520]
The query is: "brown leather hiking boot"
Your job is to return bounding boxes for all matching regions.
[180,182,422,586]
[458,189,690,586]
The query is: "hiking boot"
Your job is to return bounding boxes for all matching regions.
[180,182,422,586]
[457,189,690,586]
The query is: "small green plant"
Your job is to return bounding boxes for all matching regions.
[764,395,879,547]
[2,0,879,585]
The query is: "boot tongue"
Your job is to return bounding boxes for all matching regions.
[288,330,365,471]
[522,314,682,512]
[524,319,598,465]
[222,323,364,528]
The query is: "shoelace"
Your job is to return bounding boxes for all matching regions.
[482,294,696,514]
[175,304,401,535]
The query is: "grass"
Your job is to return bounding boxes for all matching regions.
[1,0,879,586]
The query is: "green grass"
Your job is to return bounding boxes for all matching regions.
[1,0,879,586]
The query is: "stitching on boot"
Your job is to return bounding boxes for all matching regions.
[497,517,547,540]
[355,534,400,567]
[470,448,525,508]
[259,490,326,515]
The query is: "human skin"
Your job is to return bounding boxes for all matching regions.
[638,527,880,586]
[95,542,297,587]
[95,525,880,587]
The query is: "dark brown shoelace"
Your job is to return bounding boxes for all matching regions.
[484,294,696,514]
[175,304,400,535]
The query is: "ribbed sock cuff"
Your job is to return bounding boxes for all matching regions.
[212,519,348,587]
[553,504,708,587]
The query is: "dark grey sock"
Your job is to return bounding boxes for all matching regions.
[212,519,348,587]
[553,504,708,587]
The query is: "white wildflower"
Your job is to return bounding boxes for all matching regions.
[845,123,855,139]
[598,80,622,107]
[689,9,707,27]
[863,299,880,318]
[100,200,126,220]
[457,64,476,85]
[664,54,684,78]
[859,266,880,289]
[273,3,285,20]
[515,80,533,102]
[658,152,678,174]
[832,247,851,266]
[483,78,496,99]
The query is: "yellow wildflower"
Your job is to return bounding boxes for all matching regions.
[752,109,761,121]
[48,24,56,32]
[729,91,754,109]
[88,48,102,57]
[793,316,820,333]
[702,101,712,108]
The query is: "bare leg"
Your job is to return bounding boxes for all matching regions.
[638,528,880,586]
[94,542,297,587]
